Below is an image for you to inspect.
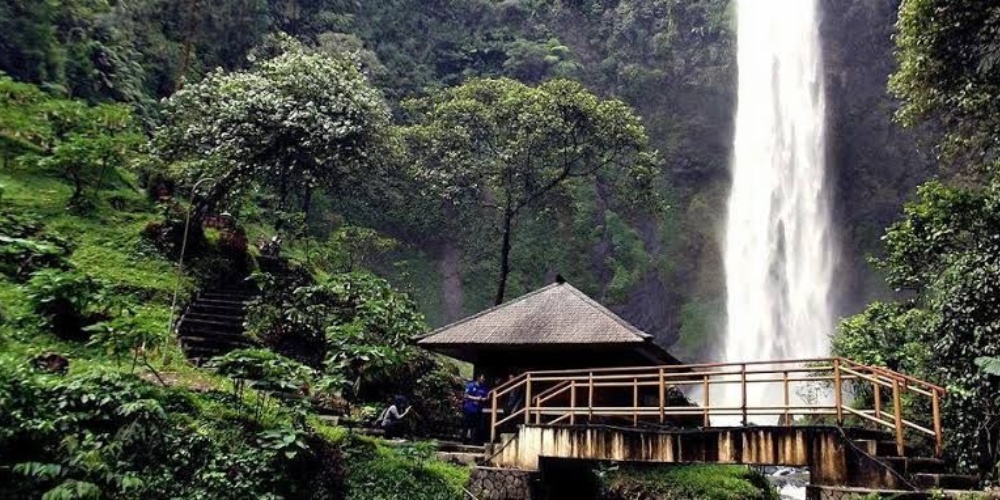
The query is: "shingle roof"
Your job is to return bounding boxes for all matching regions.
[415,282,652,345]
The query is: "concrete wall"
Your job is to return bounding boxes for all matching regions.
[491,425,902,489]
[467,467,535,500]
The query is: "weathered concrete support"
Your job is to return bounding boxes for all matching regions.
[492,425,903,490]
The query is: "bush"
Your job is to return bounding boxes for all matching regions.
[0,236,70,280]
[601,465,778,500]
[342,436,469,500]
[24,268,116,339]
[0,356,351,500]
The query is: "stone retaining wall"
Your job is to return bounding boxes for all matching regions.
[466,467,534,500]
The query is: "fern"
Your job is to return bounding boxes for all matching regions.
[974,356,1000,376]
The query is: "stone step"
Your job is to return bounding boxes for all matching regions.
[200,292,258,302]
[878,456,947,475]
[188,303,246,315]
[853,439,913,457]
[911,473,979,490]
[436,440,488,454]
[179,333,255,348]
[183,312,245,324]
[179,317,245,334]
[181,345,238,360]
[194,298,250,308]
[436,451,483,466]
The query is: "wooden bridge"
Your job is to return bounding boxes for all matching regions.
[484,358,969,492]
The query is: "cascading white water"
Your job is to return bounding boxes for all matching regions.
[720,0,836,414]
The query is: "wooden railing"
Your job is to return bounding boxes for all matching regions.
[488,357,946,457]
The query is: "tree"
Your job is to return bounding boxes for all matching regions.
[39,102,140,210]
[835,181,1000,475]
[402,77,656,304]
[890,0,1000,171]
[154,37,392,217]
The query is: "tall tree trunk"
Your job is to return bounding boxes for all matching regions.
[494,211,514,305]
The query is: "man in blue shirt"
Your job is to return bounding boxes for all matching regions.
[463,374,489,444]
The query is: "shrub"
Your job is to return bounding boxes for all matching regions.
[0,236,70,280]
[24,268,116,339]
[342,436,469,500]
[602,465,778,500]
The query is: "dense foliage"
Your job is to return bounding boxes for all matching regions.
[155,38,392,215]
[601,465,778,500]
[835,0,1000,479]
[403,77,657,303]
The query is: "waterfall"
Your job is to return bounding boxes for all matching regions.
[720,0,836,415]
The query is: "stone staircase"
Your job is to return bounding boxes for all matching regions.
[850,436,979,493]
[177,285,260,365]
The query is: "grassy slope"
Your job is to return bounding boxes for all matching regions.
[603,465,779,500]
[0,165,470,498]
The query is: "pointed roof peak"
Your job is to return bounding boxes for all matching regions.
[416,280,650,346]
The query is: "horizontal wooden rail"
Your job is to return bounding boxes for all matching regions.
[488,357,946,458]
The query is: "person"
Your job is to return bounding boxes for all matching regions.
[378,395,411,439]
[462,374,489,444]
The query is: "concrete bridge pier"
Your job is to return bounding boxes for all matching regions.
[490,425,908,490]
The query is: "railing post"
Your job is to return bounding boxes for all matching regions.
[659,368,666,424]
[783,370,790,426]
[524,373,532,425]
[490,388,498,442]
[633,377,639,426]
[874,381,882,424]
[834,359,843,426]
[932,389,943,458]
[588,372,594,421]
[570,381,577,425]
[892,378,904,456]
[702,374,710,427]
[740,363,748,426]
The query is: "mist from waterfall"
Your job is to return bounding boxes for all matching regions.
[720,0,836,416]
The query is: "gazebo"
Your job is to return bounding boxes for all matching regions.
[415,279,682,382]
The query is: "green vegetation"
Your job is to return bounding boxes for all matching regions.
[0,63,468,497]
[402,76,658,304]
[834,0,1000,480]
[601,465,778,500]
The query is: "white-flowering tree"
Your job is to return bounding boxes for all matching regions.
[155,38,392,215]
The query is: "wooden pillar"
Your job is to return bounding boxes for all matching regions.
[490,388,498,442]
[874,382,882,423]
[702,375,710,427]
[782,370,790,426]
[892,379,905,456]
[524,373,532,425]
[740,364,748,426]
[570,381,577,425]
[658,368,666,424]
[632,377,639,426]
[588,372,594,421]
[932,389,943,458]
[834,359,843,426]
